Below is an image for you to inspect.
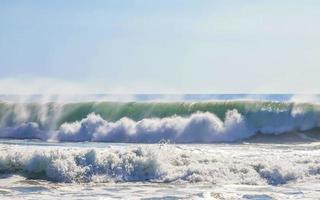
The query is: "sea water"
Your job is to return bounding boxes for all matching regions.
[0,94,319,199]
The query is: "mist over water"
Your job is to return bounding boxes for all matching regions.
[2,94,319,102]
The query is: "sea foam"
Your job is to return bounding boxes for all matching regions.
[0,144,318,185]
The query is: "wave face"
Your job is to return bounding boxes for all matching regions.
[0,101,319,142]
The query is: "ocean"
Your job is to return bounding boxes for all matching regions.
[0,94,319,199]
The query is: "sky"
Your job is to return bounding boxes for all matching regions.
[0,0,319,94]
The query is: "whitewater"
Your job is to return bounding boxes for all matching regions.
[0,94,320,199]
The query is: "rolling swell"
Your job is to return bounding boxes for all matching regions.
[0,101,319,142]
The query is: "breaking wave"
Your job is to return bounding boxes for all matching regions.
[0,101,319,142]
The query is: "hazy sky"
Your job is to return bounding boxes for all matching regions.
[0,0,319,94]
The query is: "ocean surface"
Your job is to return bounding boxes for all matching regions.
[0,94,319,199]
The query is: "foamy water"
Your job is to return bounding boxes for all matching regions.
[0,140,319,199]
[0,95,319,199]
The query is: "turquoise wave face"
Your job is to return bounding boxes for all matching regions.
[0,101,318,124]
[0,101,319,142]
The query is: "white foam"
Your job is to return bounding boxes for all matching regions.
[0,143,319,186]
[53,110,252,143]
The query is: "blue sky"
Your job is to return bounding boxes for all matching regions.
[0,0,319,93]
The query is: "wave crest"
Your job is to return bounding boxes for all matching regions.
[53,110,250,142]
